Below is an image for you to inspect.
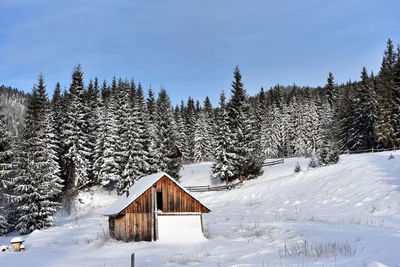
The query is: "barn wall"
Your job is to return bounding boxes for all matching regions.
[124,213,152,241]
[122,187,153,241]
[155,177,209,213]
[112,215,126,241]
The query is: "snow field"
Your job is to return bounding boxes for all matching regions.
[1,151,400,266]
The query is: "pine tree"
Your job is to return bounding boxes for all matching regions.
[193,112,212,162]
[348,68,377,150]
[146,88,157,149]
[115,79,132,176]
[185,97,197,162]
[117,83,153,194]
[12,75,63,234]
[63,65,90,187]
[326,72,338,110]
[135,83,153,175]
[375,39,398,147]
[203,96,216,155]
[337,82,353,151]
[227,66,263,182]
[84,78,101,181]
[97,92,120,187]
[174,102,188,161]
[153,89,181,178]
[260,105,279,157]
[0,104,13,235]
[212,91,235,184]
[394,45,400,144]
[318,77,340,165]
[50,83,66,183]
[319,137,340,165]
[93,80,107,184]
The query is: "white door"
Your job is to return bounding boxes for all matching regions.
[157,214,206,243]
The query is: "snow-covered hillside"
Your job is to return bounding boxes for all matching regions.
[1,151,400,266]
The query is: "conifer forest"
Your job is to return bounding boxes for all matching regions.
[1,39,400,236]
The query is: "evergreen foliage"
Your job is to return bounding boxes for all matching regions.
[0,105,13,234]
[153,89,181,178]
[348,67,378,150]
[63,65,91,187]
[375,39,398,147]
[227,66,263,182]
[212,92,235,184]
[12,75,63,234]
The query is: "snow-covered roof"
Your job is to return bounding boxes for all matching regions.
[10,237,23,243]
[104,172,209,216]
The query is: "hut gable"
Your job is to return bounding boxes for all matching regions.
[104,172,209,216]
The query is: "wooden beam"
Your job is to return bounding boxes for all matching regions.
[200,213,204,233]
[151,187,155,241]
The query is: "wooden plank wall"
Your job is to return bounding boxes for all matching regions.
[113,175,209,241]
[155,177,209,213]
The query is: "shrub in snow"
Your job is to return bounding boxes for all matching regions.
[279,239,356,258]
[308,158,319,168]
[319,137,340,166]
[294,161,301,173]
[388,153,394,160]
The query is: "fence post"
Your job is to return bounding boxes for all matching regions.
[131,253,135,267]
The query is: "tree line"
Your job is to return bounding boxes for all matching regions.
[1,39,400,235]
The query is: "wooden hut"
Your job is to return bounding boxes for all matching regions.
[104,172,210,242]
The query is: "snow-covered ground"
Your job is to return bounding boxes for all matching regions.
[1,151,400,266]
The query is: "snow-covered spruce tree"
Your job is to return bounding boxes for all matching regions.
[212,91,235,184]
[63,65,90,188]
[347,68,378,150]
[260,104,279,158]
[115,79,132,176]
[269,87,291,157]
[146,88,158,148]
[375,39,397,148]
[83,78,101,181]
[337,82,354,151]
[314,93,330,154]
[303,90,321,156]
[153,89,181,178]
[135,83,154,175]
[0,104,13,235]
[245,94,265,179]
[12,75,63,234]
[117,83,153,194]
[116,99,140,194]
[93,80,107,184]
[96,92,120,187]
[50,83,68,184]
[174,102,188,161]
[290,95,306,156]
[193,112,212,162]
[326,72,339,111]
[227,66,263,182]
[319,137,340,165]
[185,97,197,162]
[318,75,340,165]
[395,45,400,144]
[203,96,216,158]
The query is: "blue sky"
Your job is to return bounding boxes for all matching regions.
[0,0,399,105]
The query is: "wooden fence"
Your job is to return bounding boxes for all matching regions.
[262,158,284,167]
[186,182,241,192]
[343,147,398,155]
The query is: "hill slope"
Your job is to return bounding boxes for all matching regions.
[1,151,400,266]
